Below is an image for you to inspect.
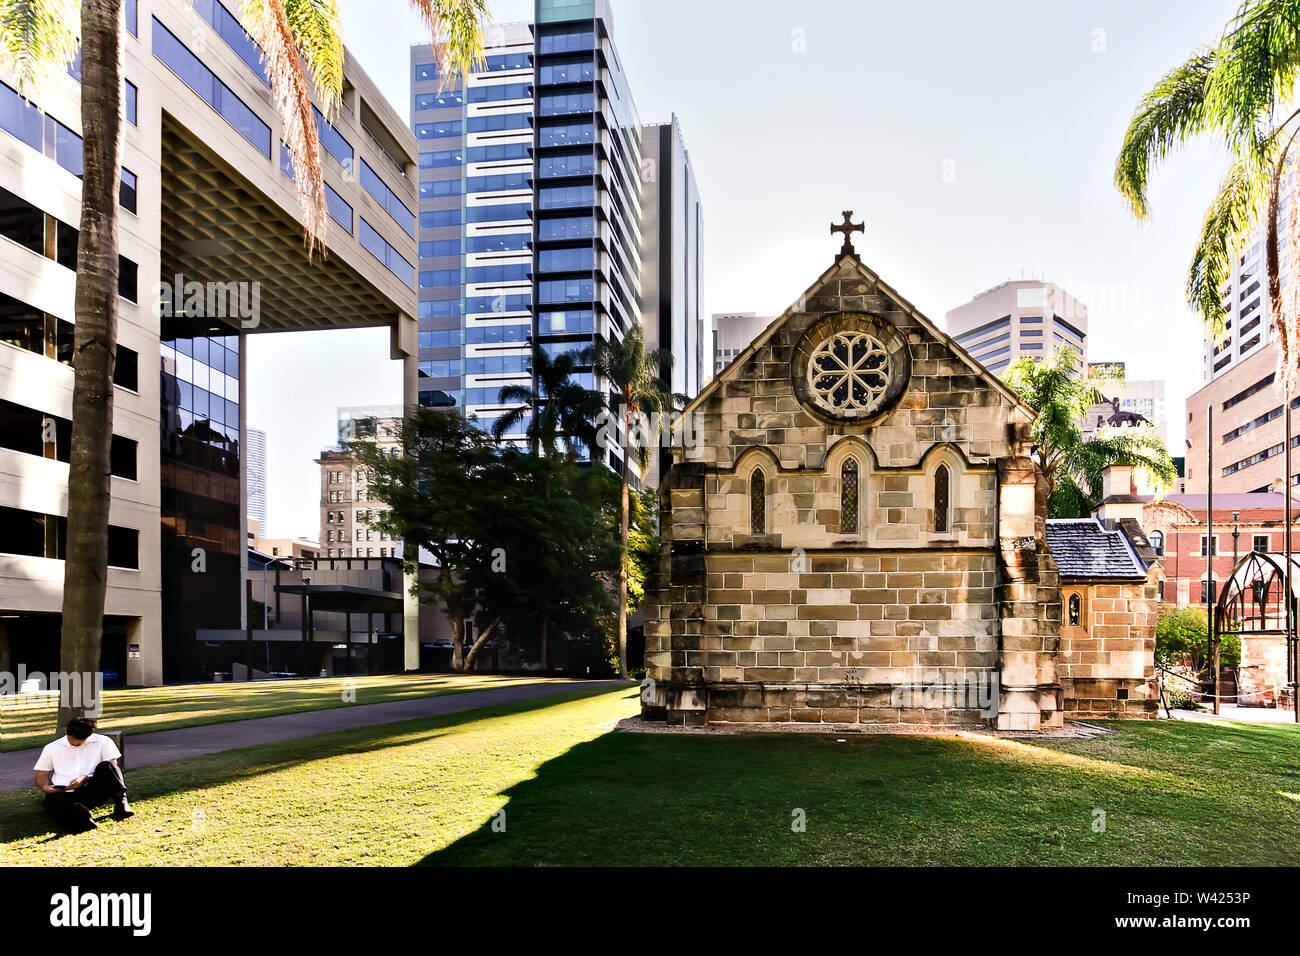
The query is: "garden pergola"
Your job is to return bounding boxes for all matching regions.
[1215,551,1300,716]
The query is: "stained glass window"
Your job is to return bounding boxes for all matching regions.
[1068,593,1081,627]
[934,465,950,533]
[840,459,859,533]
[750,469,765,535]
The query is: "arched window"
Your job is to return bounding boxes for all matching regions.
[750,469,765,535]
[1149,530,1165,556]
[840,458,859,534]
[934,464,950,533]
[1068,593,1081,627]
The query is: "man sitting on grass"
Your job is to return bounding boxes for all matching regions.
[34,718,134,833]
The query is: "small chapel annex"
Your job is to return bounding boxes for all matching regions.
[640,215,1159,731]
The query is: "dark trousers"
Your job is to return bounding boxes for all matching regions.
[43,761,126,828]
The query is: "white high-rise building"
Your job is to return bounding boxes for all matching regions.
[245,426,268,529]
[945,280,1089,376]
[712,313,773,375]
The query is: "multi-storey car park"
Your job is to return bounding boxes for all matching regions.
[0,0,419,685]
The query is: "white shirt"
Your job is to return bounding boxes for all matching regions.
[33,734,121,787]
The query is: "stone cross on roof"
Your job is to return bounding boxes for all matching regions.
[831,210,864,257]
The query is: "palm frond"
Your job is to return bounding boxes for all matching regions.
[0,0,79,94]
[410,0,489,89]
[242,0,330,256]
[283,0,344,115]
[1205,0,1300,158]
[1115,49,1216,218]
[490,402,529,442]
[1187,151,1271,333]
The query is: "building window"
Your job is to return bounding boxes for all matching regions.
[934,465,950,534]
[1254,534,1269,553]
[750,469,765,536]
[1201,579,1216,603]
[1149,529,1164,556]
[1201,535,1217,557]
[840,458,859,534]
[1068,593,1081,627]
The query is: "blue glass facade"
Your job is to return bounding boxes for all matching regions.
[410,1,676,472]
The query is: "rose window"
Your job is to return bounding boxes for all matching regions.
[806,332,892,412]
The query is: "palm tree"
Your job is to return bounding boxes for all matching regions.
[490,342,600,670]
[1002,348,1177,517]
[586,325,683,678]
[1115,0,1300,384]
[0,0,488,727]
[490,343,602,459]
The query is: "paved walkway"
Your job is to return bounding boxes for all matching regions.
[1170,703,1300,725]
[0,679,627,794]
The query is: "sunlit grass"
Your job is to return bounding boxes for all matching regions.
[2,691,1295,866]
[0,673,556,752]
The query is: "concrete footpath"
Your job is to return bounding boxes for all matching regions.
[0,679,628,794]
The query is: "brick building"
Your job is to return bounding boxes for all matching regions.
[1140,492,1291,606]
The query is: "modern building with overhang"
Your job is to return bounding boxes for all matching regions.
[0,0,418,686]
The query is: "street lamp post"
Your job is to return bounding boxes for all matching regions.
[1232,512,1240,568]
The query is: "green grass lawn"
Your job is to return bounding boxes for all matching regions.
[0,673,551,752]
[1,684,1297,866]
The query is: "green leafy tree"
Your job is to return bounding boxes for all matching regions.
[586,326,684,677]
[353,410,527,672]
[626,488,659,613]
[0,0,489,726]
[1155,604,1241,673]
[491,343,601,459]
[1115,0,1300,381]
[1002,348,1177,517]
[497,459,623,673]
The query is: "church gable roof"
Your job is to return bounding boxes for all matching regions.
[685,249,1035,422]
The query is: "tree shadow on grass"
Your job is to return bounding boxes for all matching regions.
[419,720,1300,867]
[0,690,608,847]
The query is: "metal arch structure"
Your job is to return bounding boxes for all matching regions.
[1215,551,1300,707]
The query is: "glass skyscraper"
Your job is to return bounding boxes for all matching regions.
[411,0,701,477]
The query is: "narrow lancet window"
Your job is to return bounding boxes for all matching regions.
[750,469,765,535]
[840,459,859,533]
[934,464,950,533]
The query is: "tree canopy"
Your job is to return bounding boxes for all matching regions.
[1002,348,1177,517]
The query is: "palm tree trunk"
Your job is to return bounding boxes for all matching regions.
[58,0,123,731]
[618,396,631,679]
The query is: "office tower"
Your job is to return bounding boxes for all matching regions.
[246,426,268,529]
[945,280,1089,375]
[640,117,705,398]
[712,313,774,375]
[0,0,418,685]
[1204,163,1295,382]
[1185,338,1300,494]
[640,116,704,487]
[317,405,404,559]
[411,0,703,478]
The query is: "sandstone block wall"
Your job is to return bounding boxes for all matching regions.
[1057,574,1159,719]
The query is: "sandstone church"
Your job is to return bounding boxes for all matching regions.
[641,215,1160,732]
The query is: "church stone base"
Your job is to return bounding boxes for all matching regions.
[1060,677,1157,720]
[647,682,996,728]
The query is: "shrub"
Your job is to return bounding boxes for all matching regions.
[1155,604,1240,673]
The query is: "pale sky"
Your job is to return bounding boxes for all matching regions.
[249,0,1239,538]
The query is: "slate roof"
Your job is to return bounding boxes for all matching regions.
[1044,518,1148,580]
